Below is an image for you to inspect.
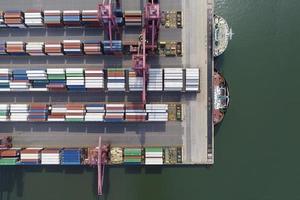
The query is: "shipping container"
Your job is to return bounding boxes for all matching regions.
[63,10,81,27]
[63,40,82,55]
[0,158,18,165]
[84,69,104,90]
[106,68,125,91]
[164,68,183,91]
[148,69,163,91]
[81,10,101,27]
[6,41,26,55]
[83,40,102,55]
[45,42,63,56]
[66,68,85,92]
[124,10,142,26]
[185,68,200,92]
[44,10,62,26]
[4,10,25,28]
[24,10,43,27]
[26,42,45,56]
[61,148,82,165]
[146,104,168,121]
[41,148,61,165]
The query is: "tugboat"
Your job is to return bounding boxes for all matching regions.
[214,15,233,57]
[213,70,230,125]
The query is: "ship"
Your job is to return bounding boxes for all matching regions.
[213,70,230,125]
[213,15,233,57]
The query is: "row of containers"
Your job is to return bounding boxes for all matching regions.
[0,40,182,56]
[1,40,103,55]
[0,103,182,122]
[0,68,199,92]
[0,10,143,28]
[0,146,182,165]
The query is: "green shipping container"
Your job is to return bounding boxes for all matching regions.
[66,73,84,77]
[66,118,84,122]
[124,148,142,156]
[145,147,163,153]
[48,75,66,80]
[124,157,142,163]
[0,158,17,165]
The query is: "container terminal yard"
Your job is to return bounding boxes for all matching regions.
[0,0,226,195]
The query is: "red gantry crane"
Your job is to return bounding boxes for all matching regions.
[132,0,161,104]
[98,0,121,49]
[97,0,161,194]
[144,0,161,51]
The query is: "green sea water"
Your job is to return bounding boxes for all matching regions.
[1,0,300,199]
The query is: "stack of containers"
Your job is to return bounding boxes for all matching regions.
[185,68,200,91]
[81,10,100,27]
[6,41,26,55]
[28,103,48,122]
[66,68,85,91]
[11,69,29,91]
[20,148,42,165]
[128,70,143,91]
[0,69,11,91]
[0,104,9,121]
[83,40,102,55]
[144,147,163,165]
[85,104,105,122]
[47,68,66,91]
[146,104,168,122]
[4,11,25,28]
[65,103,85,122]
[63,40,82,55]
[102,40,122,54]
[0,42,6,55]
[164,68,183,91]
[0,11,7,27]
[84,69,104,90]
[48,104,66,121]
[45,42,63,56]
[105,104,124,122]
[107,69,125,91]
[124,10,142,26]
[24,10,43,27]
[44,10,62,26]
[41,148,61,165]
[61,148,81,165]
[26,42,45,56]
[63,10,81,26]
[123,147,142,165]
[27,69,48,91]
[147,69,163,91]
[10,104,29,121]
[125,103,146,122]
[0,148,20,165]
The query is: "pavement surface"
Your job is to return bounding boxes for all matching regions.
[0,0,214,164]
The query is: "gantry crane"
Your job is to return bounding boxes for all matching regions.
[132,30,148,104]
[132,0,161,103]
[143,0,161,52]
[98,0,121,49]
